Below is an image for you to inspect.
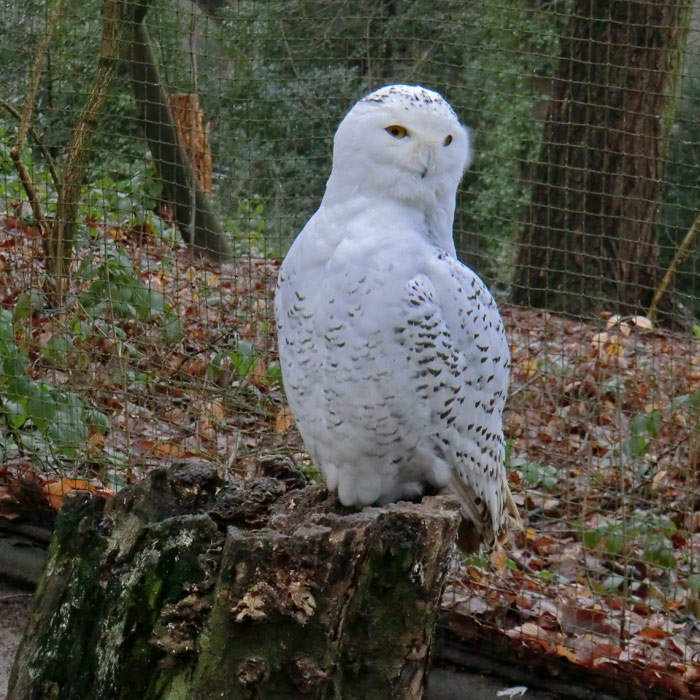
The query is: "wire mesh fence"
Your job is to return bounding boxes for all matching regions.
[1,0,700,698]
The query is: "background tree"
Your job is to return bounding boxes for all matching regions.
[512,0,693,320]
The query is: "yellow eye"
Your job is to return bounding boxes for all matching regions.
[443,134,453,146]
[385,125,408,139]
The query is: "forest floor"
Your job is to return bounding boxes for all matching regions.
[1,218,700,698]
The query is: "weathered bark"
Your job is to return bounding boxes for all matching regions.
[7,459,460,700]
[50,0,146,301]
[127,22,232,261]
[0,523,49,590]
[512,0,692,320]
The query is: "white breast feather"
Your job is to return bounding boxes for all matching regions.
[275,84,518,549]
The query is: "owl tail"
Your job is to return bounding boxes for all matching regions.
[499,484,523,542]
[453,481,522,554]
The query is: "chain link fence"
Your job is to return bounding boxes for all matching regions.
[1,1,700,698]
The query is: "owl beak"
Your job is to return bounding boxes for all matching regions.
[417,143,437,180]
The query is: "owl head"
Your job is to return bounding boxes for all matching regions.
[322,86,470,250]
[325,85,470,209]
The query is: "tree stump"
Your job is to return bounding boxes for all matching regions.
[7,459,460,700]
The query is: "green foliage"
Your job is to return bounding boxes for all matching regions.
[82,168,163,225]
[265,363,283,388]
[78,242,163,322]
[671,388,700,413]
[511,457,559,490]
[2,0,565,284]
[581,512,677,570]
[178,0,562,272]
[622,410,661,459]
[208,339,256,381]
[222,196,274,257]
[75,239,184,347]
[0,307,109,461]
[0,127,56,213]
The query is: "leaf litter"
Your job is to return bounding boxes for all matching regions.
[2,218,700,697]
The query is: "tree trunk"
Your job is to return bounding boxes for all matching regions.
[7,459,460,700]
[127,21,232,261]
[48,0,142,302]
[512,0,692,319]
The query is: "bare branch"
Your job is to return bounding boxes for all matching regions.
[647,211,700,322]
[1,98,60,191]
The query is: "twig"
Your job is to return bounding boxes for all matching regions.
[647,211,700,322]
[0,593,33,603]
[1,98,60,191]
[8,0,66,248]
[507,373,542,400]
[8,155,51,243]
[11,0,65,154]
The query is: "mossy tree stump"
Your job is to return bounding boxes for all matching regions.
[8,459,460,699]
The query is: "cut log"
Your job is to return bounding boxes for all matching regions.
[7,458,460,699]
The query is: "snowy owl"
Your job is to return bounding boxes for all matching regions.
[275,84,520,551]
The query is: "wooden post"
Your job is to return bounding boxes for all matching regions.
[7,459,460,699]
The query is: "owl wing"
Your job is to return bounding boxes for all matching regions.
[397,249,513,544]
[278,229,517,546]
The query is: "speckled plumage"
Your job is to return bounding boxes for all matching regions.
[275,85,519,549]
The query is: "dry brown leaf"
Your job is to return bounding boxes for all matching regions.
[637,627,668,640]
[42,478,112,511]
[652,470,668,490]
[633,316,653,330]
[276,406,295,433]
[150,442,186,458]
[181,355,208,377]
[555,644,580,664]
[108,227,126,241]
[248,362,268,390]
[199,417,216,441]
[490,544,507,572]
[207,401,225,422]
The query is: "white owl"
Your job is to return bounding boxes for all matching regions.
[275,85,520,551]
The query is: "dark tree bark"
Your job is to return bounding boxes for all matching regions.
[127,21,232,261]
[512,0,692,319]
[7,459,460,700]
[47,0,144,301]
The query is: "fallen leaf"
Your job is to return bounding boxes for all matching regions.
[276,406,295,433]
[633,316,653,330]
[207,401,225,422]
[491,544,507,572]
[42,478,112,511]
[556,644,580,664]
[248,362,268,390]
[199,417,216,441]
[637,627,668,640]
